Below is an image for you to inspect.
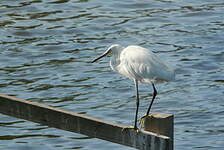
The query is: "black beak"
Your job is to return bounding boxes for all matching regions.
[91,49,111,63]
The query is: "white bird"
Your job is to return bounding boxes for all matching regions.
[92,44,175,129]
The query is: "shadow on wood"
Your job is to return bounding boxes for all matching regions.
[0,94,173,150]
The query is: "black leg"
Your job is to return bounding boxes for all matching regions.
[146,83,157,115]
[134,79,139,129]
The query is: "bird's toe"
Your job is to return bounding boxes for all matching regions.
[122,126,139,132]
[139,114,154,128]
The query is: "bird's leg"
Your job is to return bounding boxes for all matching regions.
[121,80,140,132]
[140,83,157,127]
[146,83,157,115]
[134,79,139,130]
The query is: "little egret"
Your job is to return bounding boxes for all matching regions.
[91,44,175,129]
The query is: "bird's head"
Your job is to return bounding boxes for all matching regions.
[91,44,123,63]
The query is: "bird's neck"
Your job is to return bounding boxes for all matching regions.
[110,50,122,72]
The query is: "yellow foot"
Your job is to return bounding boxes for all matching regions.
[122,126,139,133]
[139,114,153,128]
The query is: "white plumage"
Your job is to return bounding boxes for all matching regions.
[92,44,175,129]
[111,45,175,83]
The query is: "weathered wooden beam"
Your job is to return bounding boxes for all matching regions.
[143,114,174,139]
[0,94,172,150]
[142,114,174,149]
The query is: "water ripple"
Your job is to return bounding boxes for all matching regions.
[0,0,224,150]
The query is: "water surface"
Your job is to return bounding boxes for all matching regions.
[0,0,224,149]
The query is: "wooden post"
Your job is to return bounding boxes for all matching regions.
[142,113,174,150]
[0,94,173,150]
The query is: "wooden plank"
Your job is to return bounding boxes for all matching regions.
[143,114,174,140]
[0,94,172,150]
[142,114,174,150]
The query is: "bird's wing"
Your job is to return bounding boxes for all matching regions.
[118,46,174,83]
